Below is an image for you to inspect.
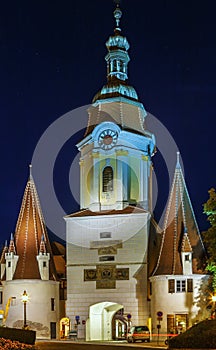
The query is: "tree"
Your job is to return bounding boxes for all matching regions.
[202,188,216,294]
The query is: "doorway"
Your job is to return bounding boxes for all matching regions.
[60,317,70,339]
[112,308,128,339]
[167,314,188,334]
[50,322,56,339]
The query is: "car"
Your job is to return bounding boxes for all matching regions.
[67,330,77,339]
[127,325,150,343]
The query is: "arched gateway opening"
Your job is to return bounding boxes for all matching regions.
[86,301,127,341]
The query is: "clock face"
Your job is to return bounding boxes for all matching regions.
[98,129,118,150]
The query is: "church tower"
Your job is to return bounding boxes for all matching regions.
[65,3,155,341]
[77,4,155,213]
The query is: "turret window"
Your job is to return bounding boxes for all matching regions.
[51,298,55,311]
[187,279,193,292]
[176,280,186,292]
[103,166,113,192]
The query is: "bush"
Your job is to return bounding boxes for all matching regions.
[169,319,216,349]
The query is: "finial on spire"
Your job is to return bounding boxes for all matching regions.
[176,151,181,168]
[29,164,33,180]
[113,0,122,29]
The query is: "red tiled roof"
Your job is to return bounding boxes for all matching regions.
[66,205,147,218]
[152,162,207,276]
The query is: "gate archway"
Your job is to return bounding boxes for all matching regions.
[86,301,124,341]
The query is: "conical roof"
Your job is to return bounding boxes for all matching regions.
[0,241,8,265]
[12,166,57,280]
[152,153,207,276]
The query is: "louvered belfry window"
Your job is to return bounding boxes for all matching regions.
[103,166,113,192]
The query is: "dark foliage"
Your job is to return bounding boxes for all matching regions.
[168,319,216,349]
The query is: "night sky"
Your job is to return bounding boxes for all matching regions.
[1,0,216,245]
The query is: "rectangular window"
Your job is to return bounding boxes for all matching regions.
[51,298,55,311]
[11,297,16,306]
[0,292,2,304]
[168,279,175,293]
[43,261,47,268]
[8,262,11,268]
[185,254,190,261]
[187,279,193,292]
[176,280,186,292]
[100,232,111,239]
[99,256,115,261]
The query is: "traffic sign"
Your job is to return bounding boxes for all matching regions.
[157,311,163,317]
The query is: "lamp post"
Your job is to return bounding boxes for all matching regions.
[22,290,28,328]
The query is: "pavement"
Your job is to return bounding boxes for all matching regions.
[36,339,168,349]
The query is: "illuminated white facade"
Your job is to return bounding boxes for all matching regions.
[66,4,208,341]
[65,4,156,340]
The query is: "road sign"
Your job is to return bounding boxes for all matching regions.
[82,320,86,325]
[157,311,163,317]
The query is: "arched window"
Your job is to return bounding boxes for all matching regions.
[103,166,113,192]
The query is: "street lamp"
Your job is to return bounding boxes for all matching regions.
[22,290,28,329]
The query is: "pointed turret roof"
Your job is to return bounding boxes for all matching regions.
[0,241,8,265]
[8,233,16,254]
[12,165,57,280]
[152,153,207,276]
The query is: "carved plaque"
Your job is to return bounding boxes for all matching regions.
[96,280,116,289]
[84,265,129,289]
[84,269,97,281]
[116,268,129,280]
[98,246,117,255]
[90,240,122,249]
